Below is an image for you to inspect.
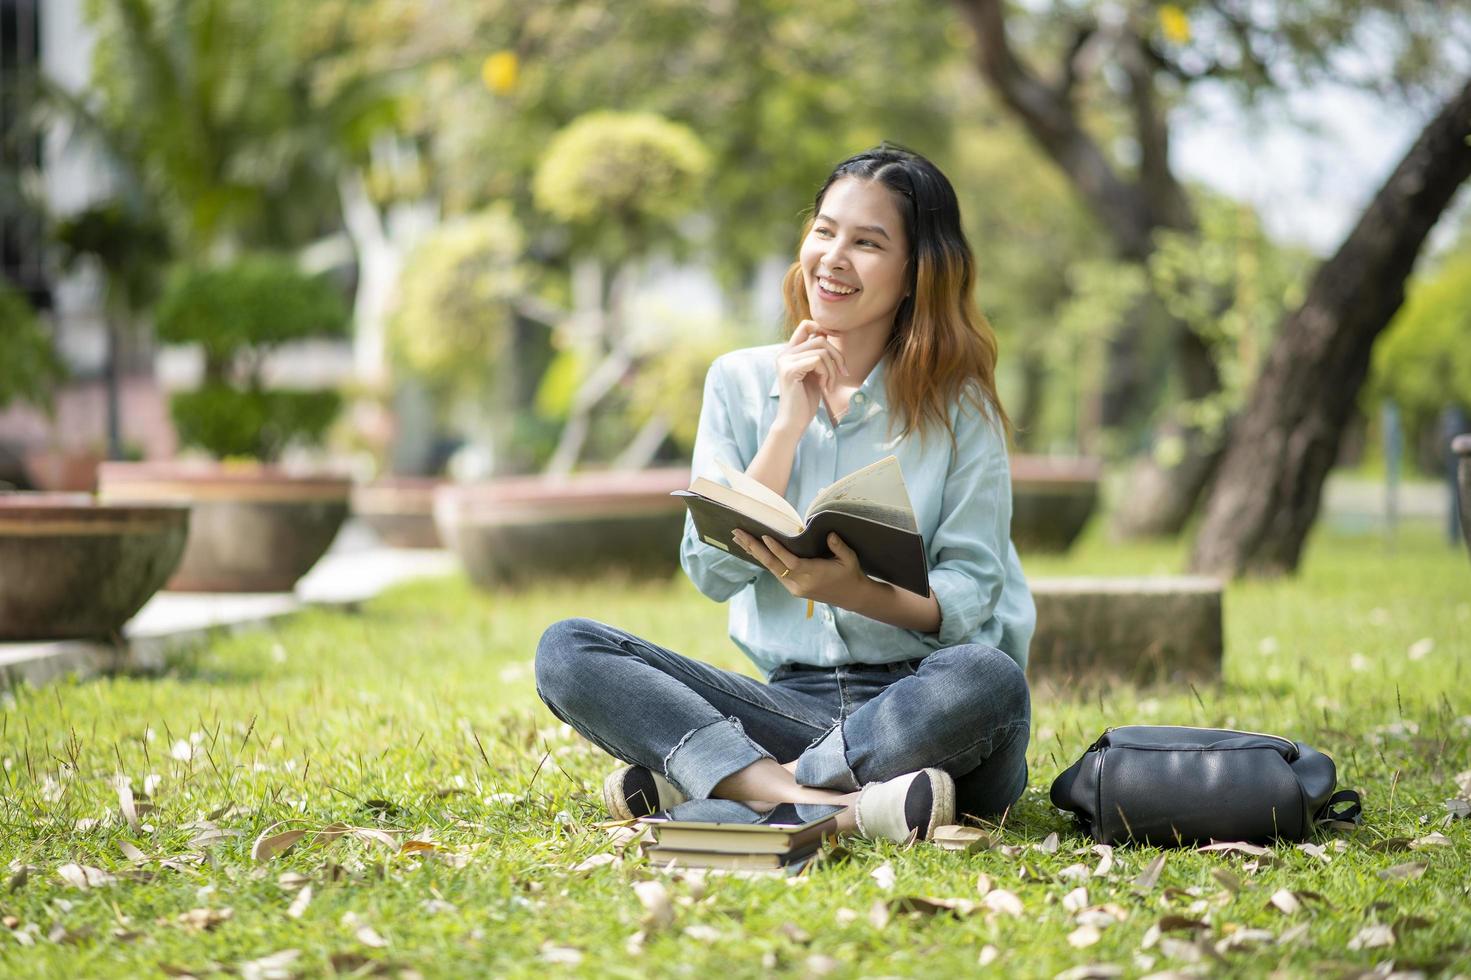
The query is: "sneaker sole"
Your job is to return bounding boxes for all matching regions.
[603,768,638,822]
[920,767,956,839]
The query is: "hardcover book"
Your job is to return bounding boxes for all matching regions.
[674,456,930,597]
[639,801,843,871]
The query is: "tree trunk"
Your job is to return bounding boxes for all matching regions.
[954,0,1222,535]
[1190,76,1471,577]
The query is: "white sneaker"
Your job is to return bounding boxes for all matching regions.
[603,765,687,820]
[854,768,956,842]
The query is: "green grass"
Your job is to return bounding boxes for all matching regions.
[1,520,1468,978]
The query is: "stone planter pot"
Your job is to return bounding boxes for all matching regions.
[435,468,691,588]
[353,478,442,549]
[1010,455,1102,553]
[0,493,189,640]
[22,448,104,492]
[1454,433,1471,559]
[97,462,350,592]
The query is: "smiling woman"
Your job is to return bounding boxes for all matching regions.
[535,145,1034,845]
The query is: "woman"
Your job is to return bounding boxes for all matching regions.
[535,145,1034,842]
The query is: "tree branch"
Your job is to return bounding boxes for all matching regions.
[952,0,1156,259]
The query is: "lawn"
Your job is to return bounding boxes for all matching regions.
[1,520,1468,978]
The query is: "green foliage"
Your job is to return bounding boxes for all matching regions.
[1146,195,1312,447]
[0,283,64,412]
[1369,247,1471,430]
[627,323,748,454]
[79,0,402,254]
[169,388,342,461]
[52,201,171,316]
[532,111,709,262]
[155,256,350,373]
[155,256,348,460]
[389,206,525,402]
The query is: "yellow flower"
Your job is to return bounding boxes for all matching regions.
[481,50,518,95]
[1158,4,1191,45]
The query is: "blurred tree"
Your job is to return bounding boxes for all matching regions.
[1192,76,1471,576]
[1368,246,1471,446]
[952,0,1470,536]
[387,205,533,470]
[52,201,171,459]
[155,257,351,461]
[0,281,64,413]
[532,111,710,474]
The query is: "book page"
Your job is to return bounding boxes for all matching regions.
[688,477,805,537]
[714,459,804,528]
[805,455,917,531]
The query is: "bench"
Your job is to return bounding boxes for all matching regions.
[1027,576,1223,682]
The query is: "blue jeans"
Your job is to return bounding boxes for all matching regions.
[534,617,1031,820]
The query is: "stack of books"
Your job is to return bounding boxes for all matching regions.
[638,801,844,872]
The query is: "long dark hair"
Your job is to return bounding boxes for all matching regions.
[781,144,1010,443]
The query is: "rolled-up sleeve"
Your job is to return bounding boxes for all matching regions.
[921,400,1012,649]
[679,360,759,602]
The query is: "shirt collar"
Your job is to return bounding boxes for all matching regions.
[768,353,891,415]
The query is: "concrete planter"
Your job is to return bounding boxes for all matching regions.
[1010,455,1102,553]
[353,478,442,549]
[22,449,104,492]
[435,468,690,588]
[0,493,189,640]
[98,462,350,592]
[1455,434,1471,559]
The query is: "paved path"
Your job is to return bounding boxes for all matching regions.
[0,521,456,690]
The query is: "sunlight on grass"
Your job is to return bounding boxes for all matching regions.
[1,522,1467,976]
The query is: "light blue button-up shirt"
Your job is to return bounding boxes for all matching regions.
[679,343,1036,678]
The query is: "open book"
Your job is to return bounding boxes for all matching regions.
[673,455,930,597]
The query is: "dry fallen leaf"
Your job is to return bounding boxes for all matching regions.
[633,880,674,931]
[1378,861,1428,881]
[1133,853,1166,889]
[683,924,722,942]
[975,872,993,897]
[1063,887,1089,913]
[870,861,896,891]
[1347,923,1395,950]
[286,884,312,920]
[115,776,140,834]
[177,907,233,932]
[1410,832,1452,848]
[1268,888,1301,915]
[237,948,301,980]
[890,895,978,917]
[868,897,891,929]
[1068,924,1103,948]
[398,839,438,856]
[1058,863,1091,881]
[804,954,840,976]
[570,853,617,873]
[932,825,993,853]
[1195,841,1270,856]
[539,941,583,965]
[1295,842,1330,864]
[1037,832,1060,854]
[1091,845,1114,877]
[1210,867,1241,893]
[1054,965,1123,980]
[57,864,116,890]
[982,888,1024,917]
[118,841,148,864]
[251,829,307,863]
[977,944,999,966]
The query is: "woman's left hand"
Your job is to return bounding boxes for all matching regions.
[733,530,870,608]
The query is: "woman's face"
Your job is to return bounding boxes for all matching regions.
[800,176,910,345]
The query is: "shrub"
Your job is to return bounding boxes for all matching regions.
[532,112,709,260]
[0,283,63,412]
[389,206,524,403]
[1369,247,1471,432]
[156,256,350,460]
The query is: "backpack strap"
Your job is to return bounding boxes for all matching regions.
[1315,789,1362,826]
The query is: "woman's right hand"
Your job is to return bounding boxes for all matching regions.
[773,320,849,432]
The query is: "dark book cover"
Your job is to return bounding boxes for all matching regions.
[675,491,930,597]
